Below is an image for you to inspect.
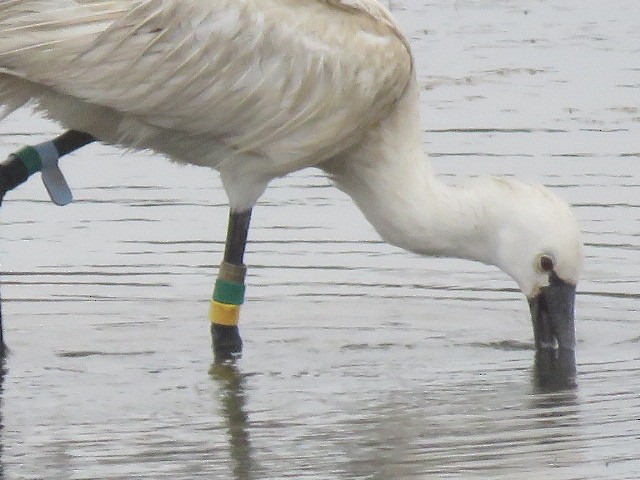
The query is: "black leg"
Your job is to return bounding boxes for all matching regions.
[210,209,252,362]
[0,153,29,205]
[52,130,95,157]
[0,130,95,353]
[0,130,95,203]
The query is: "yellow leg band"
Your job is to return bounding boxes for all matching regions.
[209,300,241,326]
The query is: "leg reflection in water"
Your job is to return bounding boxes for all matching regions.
[209,362,258,480]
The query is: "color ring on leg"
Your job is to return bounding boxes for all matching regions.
[213,279,246,305]
[209,301,241,326]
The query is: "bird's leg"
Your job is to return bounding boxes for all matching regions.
[0,130,95,354]
[0,130,95,204]
[210,208,252,362]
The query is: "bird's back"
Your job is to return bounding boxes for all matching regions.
[0,0,413,176]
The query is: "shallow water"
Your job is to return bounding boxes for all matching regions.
[0,0,639,478]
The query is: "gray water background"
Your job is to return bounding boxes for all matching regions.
[0,0,639,478]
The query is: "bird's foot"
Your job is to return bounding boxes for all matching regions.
[211,324,243,363]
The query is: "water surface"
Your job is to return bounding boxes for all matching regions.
[0,1,639,478]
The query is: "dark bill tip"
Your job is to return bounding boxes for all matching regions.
[534,348,577,391]
[528,275,577,352]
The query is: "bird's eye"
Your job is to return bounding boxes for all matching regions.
[539,255,554,273]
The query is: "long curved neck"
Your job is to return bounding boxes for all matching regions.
[327,80,500,266]
[340,154,499,266]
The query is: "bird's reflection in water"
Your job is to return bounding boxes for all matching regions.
[528,350,583,465]
[209,361,257,480]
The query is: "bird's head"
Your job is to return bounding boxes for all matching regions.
[488,179,583,352]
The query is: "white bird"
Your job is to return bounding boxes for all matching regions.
[0,0,583,361]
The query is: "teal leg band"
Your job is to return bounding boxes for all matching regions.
[213,279,246,306]
[13,146,43,175]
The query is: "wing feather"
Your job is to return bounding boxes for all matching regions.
[0,0,413,167]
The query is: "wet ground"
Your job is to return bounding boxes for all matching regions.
[0,0,639,478]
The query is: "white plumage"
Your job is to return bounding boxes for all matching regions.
[0,0,582,301]
[0,0,411,208]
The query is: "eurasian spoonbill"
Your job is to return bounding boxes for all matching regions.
[0,0,583,362]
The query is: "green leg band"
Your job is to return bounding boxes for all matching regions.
[13,146,43,175]
[213,279,245,305]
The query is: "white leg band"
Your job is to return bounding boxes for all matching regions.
[34,141,73,206]
[33,141,60,169]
